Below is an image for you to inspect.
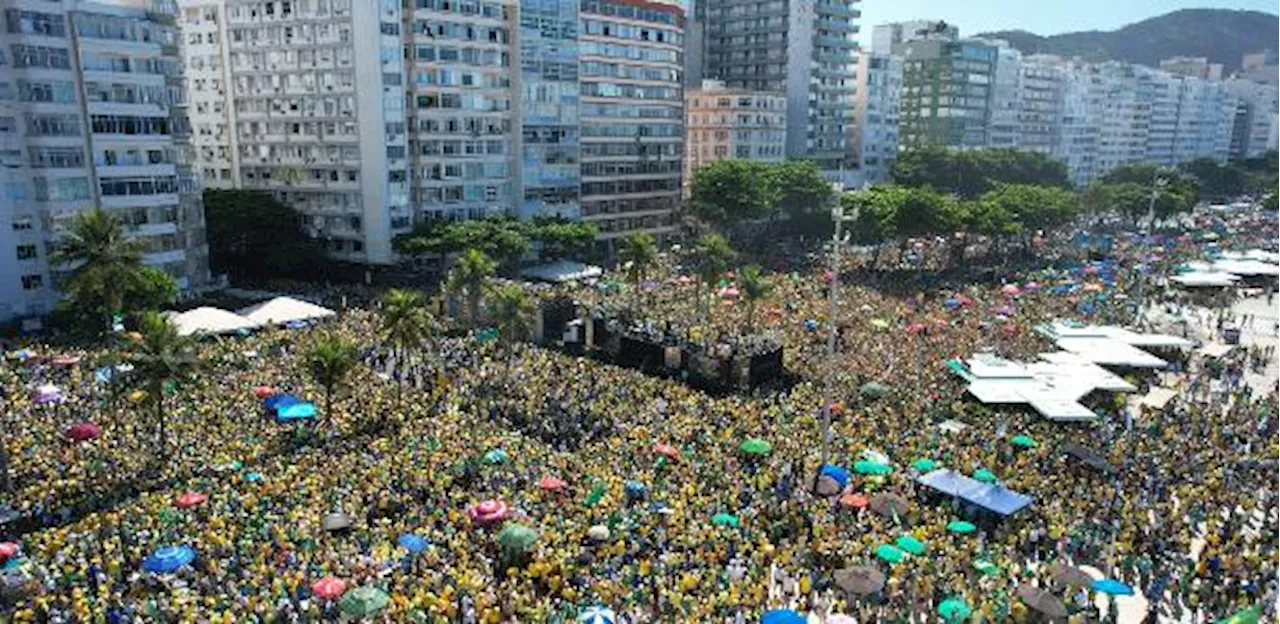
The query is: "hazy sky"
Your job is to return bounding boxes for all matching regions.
[856,0,1279,44]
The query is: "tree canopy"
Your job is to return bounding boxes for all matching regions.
[202,190,326,280]
[687,160,777,228]
[393,216,597,269]
[890,147,1071,198]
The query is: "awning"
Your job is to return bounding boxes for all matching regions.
[164,307,261,337]
[521,261,603,283]
[1060,443,1116,474]
[1198,343,1234,358]
[1139,387,1177,410]
[238,297,336,326]
[916,469,1032,516]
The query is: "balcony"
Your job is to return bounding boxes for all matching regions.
[142,249,186,266]
[101,193,179,209]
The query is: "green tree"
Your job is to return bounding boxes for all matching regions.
[202,190,326,280]
[132,267,180,311]
[305,333,358,420]
[53,208,148,333]
[690,233,737,327]
[1180,158,1244,200]
[618,232,658,312]
[889,186,966,240]
[394,217,531,274]
[737,264,774,332]
[688,160,778,229]
[771,160,835,231]
[381,288,434,409]
[488,283,534,345]
[530,218,597,262]
[977,183,1080,241]
[447,248,497,326]
[123,311,199,463]
[891,147,1069,198]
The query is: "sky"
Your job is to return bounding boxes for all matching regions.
[856,0,1280,45]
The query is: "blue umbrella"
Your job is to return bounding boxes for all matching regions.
[943,298,961,309]
[245,472,264,482]
[142,546,195,573]
[277,402,317,422]
[761,609,806,624]
[625,481,648,498]
[1092,578,1134,595]
[578,606,616,624]
[804,319,819,332]
[264,394,300,410]
[397,534,429,553]
[820,464,850,489]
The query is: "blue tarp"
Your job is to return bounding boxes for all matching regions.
[263,394,300,410]
[916,469,1032,517]
[276,402,316,421]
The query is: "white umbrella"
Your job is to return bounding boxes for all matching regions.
[587,525,610,541]
[579,606,616,624]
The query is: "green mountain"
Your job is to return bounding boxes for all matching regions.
[978,9,1278,73]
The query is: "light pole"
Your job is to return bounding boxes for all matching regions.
[818,197,860,479]
[1137,174,1168,324]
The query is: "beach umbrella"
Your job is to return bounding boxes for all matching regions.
[245,472,264,483]
[0,543,18,563]
[263,393,300,410]
[937,598,971,622]
[869,493,909,517]
[711,513,740,528]
[860,382,888,399]
[1024,281,1040,291]
[875,544,905,564]
[310,575,347,600]
[625,480,648,498]
[1046,564,1093,588]
[912,458,936,471]
[833,566,885,595]
[676,275,692,285]
[762,609,806,624]
[1016,585,1068,618]
[579,606,617,624]
[816,475,842,496]
[869,318,889,329]
[276,402,316,422]
[322,512,353,532]
[52,355,79,367]
[65,422,101,442]
[946,520,976,534]
[483,449,508,464]
[1010,435,1036,448]
[651,443,680,459]
[537,475,568,492]
[468,499,510,525]
[1217,605,1262,624]
[34,384,61,404]
[397,534,428,553]
[497,523,538,552]
[996,304,1014,316]
[838,493,868,509]
[1092,578,1133,595]
[943,298,961,309]
[253,385,277,399]
[895,534,925,555]
[853,460,892,476]
[905,323,926,335]
[1002,284,1021,296]
[972,469,998,484]
[339,586,389,619]
[175,492,207,509]
[721,287,740,299]
[142,546,195,573]
[587,525,611,541]
[739,438,772,456]
[972,560,999,575]
[820,464,851,488]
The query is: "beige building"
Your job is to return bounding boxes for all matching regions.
[683,80,785,195]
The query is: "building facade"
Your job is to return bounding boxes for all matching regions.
[852,52,900,184]
[870,19,955,55]
[516,0,580,220]
[682,79,784,193]
[1,0,210,321]
[897,38,997,151]
[1223,77,1279,160]
[701,0,860,182]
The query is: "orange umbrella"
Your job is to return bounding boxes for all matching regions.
[253,385,277,399]
[175,492,207,509]
[311,575,347,600]
[537,475,568,492]
[652,444,680,459]
[839,494,868,509]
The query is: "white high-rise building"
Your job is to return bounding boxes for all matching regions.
[0,0,210,322]
[870,20,955,55]
[986,44,1021,149]
[852,52,900,185]
[1223,77,1279,159]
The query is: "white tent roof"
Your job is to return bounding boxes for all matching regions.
[1213,259,1280,276]
[1198,343,1234,358]
[1140,387,1178,410]
[237,296,336,325]
[521,260,603,283]
[957,350,1133,422]
[1027,398,1098,421]
[165,307,261,336]
[1171,272,1240,287]
[1053,337,1169,368]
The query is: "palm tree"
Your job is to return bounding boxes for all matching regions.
[489,283,534,343]
[306,333,358,422]
[53,208,146,333]
[619,232,657,313]
[123,311,199,464]
[380,289,434,408]
[691,233,737,328]
[448,248,497,327]
[738,265,774,332]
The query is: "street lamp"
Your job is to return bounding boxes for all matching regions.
[817,197,861,480]
[1137,175,1169,323]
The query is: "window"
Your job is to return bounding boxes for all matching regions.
[16,245,37,260]
[10,44,70,69]
[12,217,33,231]
[5,10,67,37]
[21,274,43,290]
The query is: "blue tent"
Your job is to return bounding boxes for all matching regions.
[820,464,850,488]
[916,469,1032,517]
[263,394,300,410]
[1092,578,1134,595]
[142,546,195,573]
[276,402,316,422]
[397,534,429,553]
[761,610,806,624]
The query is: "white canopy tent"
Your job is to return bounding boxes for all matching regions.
[165,307,261,337]
[1171,272,1241,287]
[238,297,336,326]
[952,352,1135,422]
[1053,337,1169,368]
[1139,387,1178,410]
[521,261,603,283]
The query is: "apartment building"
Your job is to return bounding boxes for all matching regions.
[1223,77,1279,160]
[578,0,684,246]
[0,0,210,321]
[683,79,785,193]
[870,19,955,54]
[700,0,861,183]
[851,52,900,185]
[516,0,580,220]
[897,38,997,151]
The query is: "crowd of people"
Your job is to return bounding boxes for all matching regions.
[0,210,1277,623]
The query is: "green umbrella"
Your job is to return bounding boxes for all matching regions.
[895,534,926,555]
[1010,435,1037,448]
[1217,604,1261,624]
[875,544,906,563]
[912,458,936,471]
[946,520,976,534]
[938,597,971,622]
[711,513,740,528]
[738,438,772,456]
[497,524,539,552]
[339,586,389,618]
[860,382,888,399]
[973,560,999,575]
[854,460,893,476]
[973,469,998,483]
[482,449,507,464]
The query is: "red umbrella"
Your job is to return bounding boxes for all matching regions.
[537,475,568,492]
[311,575,347,601]
[175,492,208,509]
[253,385,277,399]
[651,444,680,459]
[1002,324,1019,335]
[52,355,80,367]
[0,542,18,561]
[65,422,101,442]
[468,499,510,525]
[839,493,868,509]
[906,323,926,335]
